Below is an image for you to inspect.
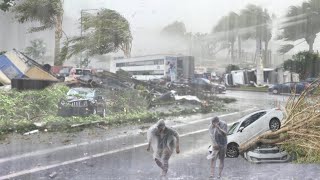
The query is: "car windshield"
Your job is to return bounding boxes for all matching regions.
[228,122,239,135]
[201,78,210,84]
[67,89,95,98]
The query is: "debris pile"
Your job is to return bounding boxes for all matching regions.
[0,49,58,90]
[240,82,320,162]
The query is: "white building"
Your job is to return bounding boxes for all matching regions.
[110,55,194,81]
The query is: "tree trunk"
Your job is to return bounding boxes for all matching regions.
[309,42,314,53]
[231,41,235,63]
[306,34,316,53]
[54,12,63,66]
[264,40,269,67]
[238,36,241,62]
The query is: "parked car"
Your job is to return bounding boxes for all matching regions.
[244,145,291,163]
[58,88,107,117]
[268,82,310,94]
[305,77,318,83]
[226,108,284,158]
[190,78,226,94]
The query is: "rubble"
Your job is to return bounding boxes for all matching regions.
[23,130,39,135]
[49,172,58,179]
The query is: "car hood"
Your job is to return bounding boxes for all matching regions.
[211,83,226,88]
[66,96,92,102]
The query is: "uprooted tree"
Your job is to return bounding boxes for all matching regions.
[240,83,320,162]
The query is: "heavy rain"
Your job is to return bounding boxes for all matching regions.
[0,0,320,179]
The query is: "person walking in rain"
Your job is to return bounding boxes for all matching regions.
[147,119,180,177]
[207,117,228,179]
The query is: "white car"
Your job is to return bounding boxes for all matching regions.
[244,146,291,163]
[226,108,284,158]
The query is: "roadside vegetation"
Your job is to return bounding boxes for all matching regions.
[0,85,236,136]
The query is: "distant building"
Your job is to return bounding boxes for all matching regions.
[110,54,194,81]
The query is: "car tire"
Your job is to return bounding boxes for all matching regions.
[272,89,279,94]
[269,118,281,131]
[226,143,239,158]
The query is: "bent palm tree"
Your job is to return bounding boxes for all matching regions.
[278,0,320,54]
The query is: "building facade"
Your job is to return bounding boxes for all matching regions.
[110,55,194,81]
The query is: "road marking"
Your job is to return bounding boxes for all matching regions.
[0,127,222,180]
[0,107,257,166]
[0,108,257,179]
[172,107,257,128]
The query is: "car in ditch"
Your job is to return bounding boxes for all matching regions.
[244,145,291,163]
[57,88,107,117]
[226,108,284,158]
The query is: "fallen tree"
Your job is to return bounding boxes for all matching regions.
[240,82,320,162]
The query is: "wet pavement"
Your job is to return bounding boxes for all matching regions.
[1,91,319,180]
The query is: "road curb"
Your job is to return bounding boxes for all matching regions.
[226,88,268,93]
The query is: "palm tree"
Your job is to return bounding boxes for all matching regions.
[213,12,239,63]
[13,0,64,65]
[278,0,320,54]
[240,4,272,66]
[64,9,132,61]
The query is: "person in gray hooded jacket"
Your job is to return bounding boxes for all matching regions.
[147,119,180,177]
[208,116,228,179]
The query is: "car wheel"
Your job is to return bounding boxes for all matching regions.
[226,143,239,158]
[272,89,279,94]
[269,118,281,131]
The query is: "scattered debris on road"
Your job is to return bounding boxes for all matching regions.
[48,171,57,179]
[23,130,39,136]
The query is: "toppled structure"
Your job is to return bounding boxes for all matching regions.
[0,49,58,90]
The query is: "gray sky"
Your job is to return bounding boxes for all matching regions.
[64,0,305,33]
[64,0,318,57]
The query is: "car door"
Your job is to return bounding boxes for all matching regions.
[248,111,268,138]
[237,111,266,145]
[281,83,291,94]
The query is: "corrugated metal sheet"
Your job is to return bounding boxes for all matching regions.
[25,66,57,81]
[4,51,29,73]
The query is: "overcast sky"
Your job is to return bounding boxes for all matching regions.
[64,0,305,33]
[63,0,320,56]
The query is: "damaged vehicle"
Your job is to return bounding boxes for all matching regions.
[190,78,226,94]
[226,108,283,158]
[244,145,291,163]
[58,88,107,117]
